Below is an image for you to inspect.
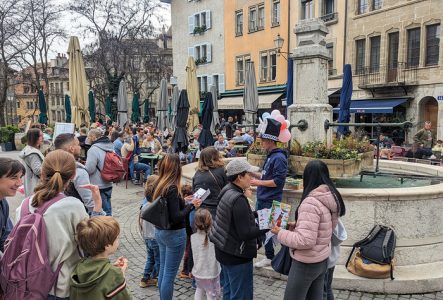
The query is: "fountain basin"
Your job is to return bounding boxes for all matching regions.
[182,159,443,293]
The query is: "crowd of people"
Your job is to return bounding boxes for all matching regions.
[0,117,351,300]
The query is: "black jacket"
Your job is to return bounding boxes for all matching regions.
[192,167,227,215]
[210,183,266,265]
[164,186,193,230]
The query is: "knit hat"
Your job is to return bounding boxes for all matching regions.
[226,159,259,177]
[259,118,281,141]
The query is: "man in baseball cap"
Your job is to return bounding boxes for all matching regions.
[226,159,260,177]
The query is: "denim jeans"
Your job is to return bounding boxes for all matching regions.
[143,238,160,280]
[99,187,113,216]
[256,201,274,259]
[129,160,151,180]
[323,267,335,300]
[284,258,328,300]
[221,262,253,300]
[46,296,69,300]
[155,228,187,300]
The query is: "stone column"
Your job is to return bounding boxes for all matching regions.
[288,19,333,146]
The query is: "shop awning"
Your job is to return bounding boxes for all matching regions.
[332,98,408,114]
[218,93,283,110]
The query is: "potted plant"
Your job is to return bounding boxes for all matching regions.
[290,136,374,178]
[246,139,267,169]
[0,127,12,152]
[193,24,207,35]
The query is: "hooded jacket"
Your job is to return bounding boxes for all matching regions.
[277,185,338,264]
[19,145,44,197]
[256,148,288,203]
[70,258,132,300]
[84,136,114,189]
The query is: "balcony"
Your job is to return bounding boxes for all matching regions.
[357,63,418,94]
[320,12,338,24]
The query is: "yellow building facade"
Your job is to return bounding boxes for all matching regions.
[223,0,290,92]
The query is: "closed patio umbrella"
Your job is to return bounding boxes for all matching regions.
[243,61,258,132]
[88,90,96,123]
[186,57,200,131]
[198,92,214,148]
[131,93,140,124]
[210,84,220,134]
[172,89,190,153]
[286,57,294,108]
[156,78,169,131]
[65,94,71,123]
[170,86,179,129]
[105,96,112,118]
[68,36,90,128]
[143,99,150,123]
[337,64,353,137]
[37,89,48,124]
[117,79,128,127]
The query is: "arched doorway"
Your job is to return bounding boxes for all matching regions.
[418,96,438,136]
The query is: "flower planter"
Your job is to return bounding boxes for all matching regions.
[246,153,267,169]
[289,152,374,178]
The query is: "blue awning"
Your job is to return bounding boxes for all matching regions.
[332,98,408,114]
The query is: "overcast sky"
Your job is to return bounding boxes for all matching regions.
[50,0,171,57]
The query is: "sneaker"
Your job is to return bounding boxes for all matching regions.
[132,179,141,185]
[139,278,149,288]
[178,271,189,279]
[254,258,272,268]
[146,278,158,287]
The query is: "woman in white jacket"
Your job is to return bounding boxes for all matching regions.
[19,128,44,197]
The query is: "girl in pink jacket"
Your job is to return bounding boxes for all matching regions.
[271,160,346,300]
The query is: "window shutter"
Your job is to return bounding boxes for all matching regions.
[200,75,205,92]
[218,74,225,93]
[206,43,212,62]
[188,15,195,34]
[206,10,212,29]
[208,75,213,88]
[188,47,195,58]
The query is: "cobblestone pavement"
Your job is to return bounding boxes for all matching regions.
[2,150,443,299]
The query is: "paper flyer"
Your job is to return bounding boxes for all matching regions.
[268,201,291,230]
[257,208,271,230]
[193,188,211,202]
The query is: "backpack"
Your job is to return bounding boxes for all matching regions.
[99,151,126,183]
[0,194,65,299]
[346,225,396,280]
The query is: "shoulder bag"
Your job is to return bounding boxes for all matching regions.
[140,196,170,230]
[271,245,292,275]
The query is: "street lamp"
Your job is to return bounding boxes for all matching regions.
[274,34,291,60]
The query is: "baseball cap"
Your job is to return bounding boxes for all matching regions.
[226,159,259,177]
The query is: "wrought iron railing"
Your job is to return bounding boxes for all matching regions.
[357,62,418,87]
[320,12,338,23]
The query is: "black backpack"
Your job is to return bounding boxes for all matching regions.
[346,225,396,279]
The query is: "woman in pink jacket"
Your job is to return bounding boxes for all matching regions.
[271,160,345,300]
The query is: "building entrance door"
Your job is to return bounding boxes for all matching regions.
[420,96,438,136]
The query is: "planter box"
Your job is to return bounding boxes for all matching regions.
[289,152,374,178]
[247,153,267,169]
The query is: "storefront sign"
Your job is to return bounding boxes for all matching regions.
[437,96,443,100]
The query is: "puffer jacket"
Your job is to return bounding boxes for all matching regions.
[277,184,338,264]
[19,145,44,197]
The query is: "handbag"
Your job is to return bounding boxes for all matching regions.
[346,250,393,279]
[271,245,292,275]
[140,196,170,230]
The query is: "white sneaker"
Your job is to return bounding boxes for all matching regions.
[254,258,272,268]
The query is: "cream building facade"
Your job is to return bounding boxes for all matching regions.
[48,54,69,124]
[346,0,442,139]
[161,0,225,98]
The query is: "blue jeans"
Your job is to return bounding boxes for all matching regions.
[99,187,112,216]
[46,296,69,300]
[155,228,187,300]
[129,160,151,180]
[256,201,275,259]
[221,262,253,300]
[143,238,160,280]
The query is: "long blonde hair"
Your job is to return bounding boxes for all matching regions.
[152,154,182,200]
[32,150,76,207]
[196,146,224,171]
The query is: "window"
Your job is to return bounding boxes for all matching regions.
[16,102,20,109]
[188,11,211,34]
[235,10,243,36]
[426,24,440,66]
[388,32,399,70]
[370,36,381,72]
[60,97,64,106]
[258,4,265,30]
[50,83,54,93]
[249,6,258,32]
[302,0,314,20]
[407,28,420,67]
[358,0,369,14]
[188,43,212,64]
[24,86,30,94]
[260,50,277,82]
[51,110,56,121]
[51,96,55,106]
[56,111,61,122]
[324,0,334,15]
[272,0,280,26]
[372,0,382,10]
[326,43,335,75]
[236,55,251,85]
[197,75,208,94]
[355,39,366,74]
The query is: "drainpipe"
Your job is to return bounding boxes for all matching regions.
[287,0,291,55]
[343,0,348,69]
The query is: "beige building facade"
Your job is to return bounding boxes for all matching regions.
[346,0,442,140]
[48,54,69,124]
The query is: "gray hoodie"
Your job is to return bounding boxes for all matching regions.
[74,162,94,211]
[84,137,114,189]
[19,145,44,197]
[327,218,347,269]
